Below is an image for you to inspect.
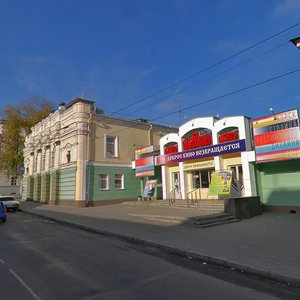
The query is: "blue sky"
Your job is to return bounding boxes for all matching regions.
[1,0,300,127]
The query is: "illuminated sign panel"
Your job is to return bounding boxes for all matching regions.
[183,132,212,150]
[164,144,178,154]
[252,109,300,162]
[135,146,155,177]
[218,131,238,143]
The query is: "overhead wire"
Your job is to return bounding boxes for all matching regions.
[105,21,300,117]
[151,68,300,122]
[126,41,288,118]
[90,67,300,141]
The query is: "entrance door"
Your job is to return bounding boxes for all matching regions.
[229,165,244,196]
[192,169,214,189]
[171,172,181,199]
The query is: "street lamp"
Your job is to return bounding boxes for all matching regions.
[269,107,276,119]
[290,37,300,49]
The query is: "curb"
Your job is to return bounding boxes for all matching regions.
[20,209,300,287]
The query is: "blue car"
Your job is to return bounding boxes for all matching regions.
[0,201,7,223]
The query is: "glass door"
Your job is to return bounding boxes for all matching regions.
[192,169,214,189]
[229,165,244,196]
[171,172,181,199]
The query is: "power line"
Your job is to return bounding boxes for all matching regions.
[107,21,300,116]
[91,67,300,141]
[125,42,288,118]
[151,67,300,122]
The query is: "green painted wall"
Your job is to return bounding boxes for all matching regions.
[50,170,60,203]
[41,173,50,203]
[26,176,34,200]
[87,165,140,201]
[33,175,41,201]
[59,167,76,200]
[256,159,300,206]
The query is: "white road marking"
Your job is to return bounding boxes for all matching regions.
[9,269,42,300]
[0,258,5,264]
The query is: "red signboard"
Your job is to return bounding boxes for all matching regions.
[218,132,238,143]
[183,133,212,150]
[164,145,178,154]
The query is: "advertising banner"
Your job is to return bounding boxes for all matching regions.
[156,139,246,165]
[135,146,155,177]
[252,109,300,163]
[209,171,232,195]
[143,180,157,198]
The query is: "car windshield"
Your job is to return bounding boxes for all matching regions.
[0,197,15,201]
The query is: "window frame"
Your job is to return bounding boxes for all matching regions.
[99,174,109,190]
[105,135,119,158]
[114,174,124,190]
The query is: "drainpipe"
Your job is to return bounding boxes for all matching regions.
[85,112,93,206]
[148,123,153,146]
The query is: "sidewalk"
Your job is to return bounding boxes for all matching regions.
[19,200,300,286]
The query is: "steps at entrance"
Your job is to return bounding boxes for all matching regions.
[149,199,225,213]
[184,213,240,228]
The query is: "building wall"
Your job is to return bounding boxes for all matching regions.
[22,98,177,206]
[256,159,300,211]
[49,170,60,204]
[59,167,76,201]
[41,173,50,203]
[89,116,174,163]
[33,175,41,201]
[87,164,140,203]
[160,116,257,200]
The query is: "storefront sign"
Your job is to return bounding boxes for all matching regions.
[183,160,214,171]
[218,132,238,143]
[156,139,246,165]
[183,132,212,150]
[209,171,232,195]
[165,144,178,154]
[252,109,300,163]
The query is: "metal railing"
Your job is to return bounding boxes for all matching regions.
[168,187,182,206]
[186,188,201,207]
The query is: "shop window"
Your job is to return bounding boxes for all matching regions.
[105,135,118,158]
[99,174,109,190]
[114,174,124,189]
[192,169,213,189]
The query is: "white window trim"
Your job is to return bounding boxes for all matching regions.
[104,135,119,158]
[99,174,109,190]
[114,174,124,190]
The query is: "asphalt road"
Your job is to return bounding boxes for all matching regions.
[0,212,299,300]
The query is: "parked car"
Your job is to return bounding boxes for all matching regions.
[0,201,7,222]
[0,196,20,212]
